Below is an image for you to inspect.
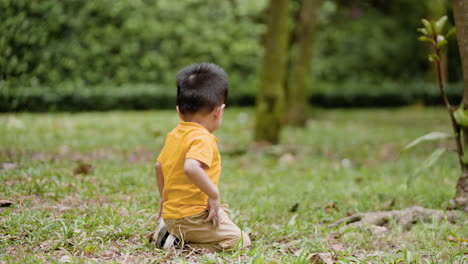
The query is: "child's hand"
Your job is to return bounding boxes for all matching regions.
[205,197,222,226]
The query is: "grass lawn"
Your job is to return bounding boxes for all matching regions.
[1,107,467,263]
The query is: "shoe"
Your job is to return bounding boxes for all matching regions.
[154,219,179,249]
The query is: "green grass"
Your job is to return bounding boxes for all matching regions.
[1,107,467,263]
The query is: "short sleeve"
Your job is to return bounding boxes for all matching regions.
[157,143,167,164]
[186,135,214,168]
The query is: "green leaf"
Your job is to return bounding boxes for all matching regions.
[430,20,438,35]
[419,148,447,171]
[454,106,468,126]
[435,16,448,33]
[418,27,429,36]
[418,36,434,44]
[402,132,453,152]
[421,18,431,29]
[437,39,448,49]
[428,54,440,62]
[446,27,457,38]
[421,18,433,35]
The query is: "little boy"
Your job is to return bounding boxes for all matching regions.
[154,63,251,253]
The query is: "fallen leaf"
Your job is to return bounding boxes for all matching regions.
[279,153,295,165]
[379,143,395,161]
[289,203,299,213]
[117,207,130,216]
[145,231,156,243]
[240,158,251,169]
[73,160,92,175]
[1,163,17,170]
[251,141,273,151]
[219,144,247,156]
[288,214,298,226]
[59,255,73,263]
[310,253,334,264]
[325,202,339,212]
[0,200,14,207]
[331,243,345,251]
[447,235,468,243]
[382,199,395,210]
[341,158,352,168]
[59,145,70,154]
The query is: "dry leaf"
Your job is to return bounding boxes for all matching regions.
[447,235,468,243]
[117,207,130,216]
[73,160,92,175]
[289,203,299,213]
[288,214,298,226]
[325,202,339,212]
[279,153,295,164]
[310,253,334,264]
[331,243,345,251]
[146,231,156,243]
[0,200,14,207]
[1,163,17,170]
[354,177,363,183]
[382,199,395,210]
[59,255,73,263]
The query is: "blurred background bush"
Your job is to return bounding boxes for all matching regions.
[0,0,462,111]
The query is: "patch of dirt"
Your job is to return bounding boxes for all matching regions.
[0,147,156,164]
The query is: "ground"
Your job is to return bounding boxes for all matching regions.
[0,107,467,263]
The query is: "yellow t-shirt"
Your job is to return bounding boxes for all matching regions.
[157,121,221,219]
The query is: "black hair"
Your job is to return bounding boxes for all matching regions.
[176,62,228,114]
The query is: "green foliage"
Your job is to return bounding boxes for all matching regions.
[0,83,256,112]
[0,81,461,112]
[2,0,461,94]
[0,0,263,90]
[418,16,455,63]
[401,132,453,153]
[453,105,468,127]
[311,81,464,108]
[1,81,464,112]
[312,1,435,83]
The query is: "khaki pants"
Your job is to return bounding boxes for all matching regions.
[164,209,251,253]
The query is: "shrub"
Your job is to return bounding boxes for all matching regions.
[0,0,264,90]
[1,82,462,112]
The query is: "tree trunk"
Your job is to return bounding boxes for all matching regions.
[255,0,290,144]
[453,0,468,211]
[286,0,318,126]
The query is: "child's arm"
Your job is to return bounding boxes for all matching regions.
[184,158,222,226]
[155,161,164,220]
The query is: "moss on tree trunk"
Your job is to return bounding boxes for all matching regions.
[255,0,290,144]
[453,0,468,211]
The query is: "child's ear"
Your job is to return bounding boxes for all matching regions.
[214,104,225,118]
[176,106,184,120]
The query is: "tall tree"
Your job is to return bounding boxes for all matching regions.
[286,0,319,126]
[255,0,290,144]
[453,0,468,211]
